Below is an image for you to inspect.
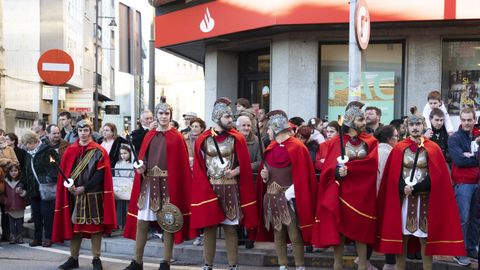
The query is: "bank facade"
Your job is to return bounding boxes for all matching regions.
[153,0,480,126]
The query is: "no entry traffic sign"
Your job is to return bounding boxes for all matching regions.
[37,49,74,85]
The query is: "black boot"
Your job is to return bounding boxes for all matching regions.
[159,261,170,270]
[58,257,79,270]
[124,260,143,270]
[92,257,103,270]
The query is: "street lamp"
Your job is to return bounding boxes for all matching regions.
[94,0,117,131]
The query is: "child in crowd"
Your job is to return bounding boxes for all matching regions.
[422,90,454,134]
[113,144,134,230]
[4,162,26,244]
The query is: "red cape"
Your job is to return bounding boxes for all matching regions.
[376,137,465,256]
[255,137,318,243]
[52,140,116,242]
[312,133,378,247]
[190,129,259,229]
[124,129,195,244]
[315,140,330,171]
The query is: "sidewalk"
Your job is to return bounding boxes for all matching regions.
[22,221,476,270]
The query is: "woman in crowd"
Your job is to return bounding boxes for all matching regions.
[99,123,127,168]
[315,121,340,172]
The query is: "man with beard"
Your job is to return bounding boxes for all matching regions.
[190,97,259,270]
[123,101,194,270]
[53,120,116,270]
[365,106,383,134]
[313,102,378,270]
[256,110,317,270]
[376,107,465,270]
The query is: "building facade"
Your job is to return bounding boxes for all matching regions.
[153,0,480,127]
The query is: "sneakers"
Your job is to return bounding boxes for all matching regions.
[193,235,204,246]
[159,261,170,270]
[92,257,103,270]
[296,267,306,270]
[279,266,288,270]
[245,240,254,249]
[202,264,213,270]
[58,257,79,270]
[124,260,143,270]
[228,265,238,270]
[453,256,471,266]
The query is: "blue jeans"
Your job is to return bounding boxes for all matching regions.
[454,183,480,253]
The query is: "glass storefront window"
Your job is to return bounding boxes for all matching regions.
[239,49,270,111]
[442,40,480,115]
[319,43,404,124]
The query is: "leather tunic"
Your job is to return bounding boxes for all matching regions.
[263,165,294,231]
[402,147,429,233]
[72,149,105,225]
[137,131,169,212]
[204,135,240,221]
[345,139,368,160]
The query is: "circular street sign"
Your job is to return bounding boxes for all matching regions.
[355,0,371,50]
[37,49,74,85]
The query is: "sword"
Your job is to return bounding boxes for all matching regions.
[336,115,349,165]
[210,128,225,164]
[404,137,425,186]
[49,155,74,188]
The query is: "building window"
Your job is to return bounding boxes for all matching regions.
[319,42,404,123]
[442,40,480,115]
[119,3,131,73]
[238,49,270,112]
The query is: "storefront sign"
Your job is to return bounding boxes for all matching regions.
[328,71,395,123]
[155,0,479,47]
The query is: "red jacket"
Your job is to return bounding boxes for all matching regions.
[4,179,26,211]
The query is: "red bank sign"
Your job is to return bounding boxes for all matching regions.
[155,0,480,48]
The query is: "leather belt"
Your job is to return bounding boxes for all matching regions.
[146,167,168,177]
[209,177,237,185]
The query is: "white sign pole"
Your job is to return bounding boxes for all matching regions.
[348,0,361,102]
[52,85,59,124]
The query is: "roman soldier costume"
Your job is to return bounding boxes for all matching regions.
[53,120,116,270]
[123,101,194,270]
[190,97,259,270]
[312,105,378,270]
[376,109,465,270]
[255,110,317,270]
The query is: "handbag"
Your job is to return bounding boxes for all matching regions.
[31,157,56,201]
[38,182,57,201]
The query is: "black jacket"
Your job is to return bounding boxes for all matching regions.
[131,127,148,155]
[23,143,59,199]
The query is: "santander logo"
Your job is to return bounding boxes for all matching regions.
[199,7,215,33]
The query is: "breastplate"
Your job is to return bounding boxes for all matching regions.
[402,147,429,183]
[205,136,235,179]
[345,140,368,160]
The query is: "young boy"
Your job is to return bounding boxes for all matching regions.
[422,90,454,134]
